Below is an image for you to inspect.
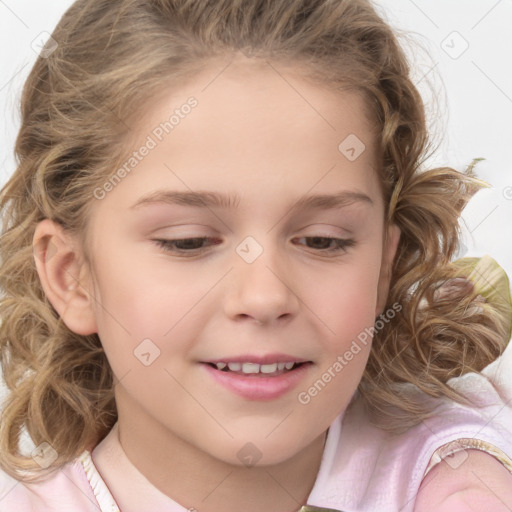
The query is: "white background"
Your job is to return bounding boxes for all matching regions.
[1,0,511,399]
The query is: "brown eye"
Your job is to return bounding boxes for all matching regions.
[293,236,355,253]
[153,237,221,253]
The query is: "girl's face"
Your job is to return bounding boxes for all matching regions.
[82,56,399,466]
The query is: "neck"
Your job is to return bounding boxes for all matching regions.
[114,390,327,512]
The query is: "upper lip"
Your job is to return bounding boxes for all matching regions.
[203,353,311,365]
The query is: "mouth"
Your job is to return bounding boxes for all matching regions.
[200,356,313,400]
[201,361,313,401]
[204,361,309,377]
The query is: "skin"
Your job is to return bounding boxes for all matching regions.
[414,449,512,511]
[34,53,512,511]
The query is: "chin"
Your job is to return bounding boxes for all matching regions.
[205,433,313,469]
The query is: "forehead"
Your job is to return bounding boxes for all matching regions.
[99,54,383,216]
[134,53,378,155]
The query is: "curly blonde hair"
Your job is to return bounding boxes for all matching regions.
[0,0,510,481]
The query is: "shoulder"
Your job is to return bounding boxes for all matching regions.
[0,453,102,512]
[414,449,512,512]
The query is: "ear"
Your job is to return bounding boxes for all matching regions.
[33,219,97,335]
[376,223,401,317]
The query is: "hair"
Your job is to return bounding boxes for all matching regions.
[0,0,510,481]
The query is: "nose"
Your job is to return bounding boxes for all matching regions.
[223,240,300,326]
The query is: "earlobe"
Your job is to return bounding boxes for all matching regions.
[376,223,401,317]
[33,219,98,336]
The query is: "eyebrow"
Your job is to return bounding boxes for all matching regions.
[130,190,373,212]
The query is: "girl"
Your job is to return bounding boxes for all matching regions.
[0,1,511,511]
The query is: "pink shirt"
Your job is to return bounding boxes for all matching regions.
[1,367,512,512]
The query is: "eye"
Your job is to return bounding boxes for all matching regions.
[153,237,220,254]
[293,236,355,254]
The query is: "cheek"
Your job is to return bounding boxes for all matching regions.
[293,273,378,434]
[311,253,382,345]
[300,266,379,419]
[89,245,210,371]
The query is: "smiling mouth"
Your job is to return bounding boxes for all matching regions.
[205,361,309,377]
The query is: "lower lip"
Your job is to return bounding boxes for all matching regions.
[201,363,311,401]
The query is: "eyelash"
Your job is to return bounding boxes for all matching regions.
[153,236,356,255]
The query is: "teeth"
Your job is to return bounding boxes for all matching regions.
[260,363,278,373]
[242,363,260,374]
[213,361,299,374]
